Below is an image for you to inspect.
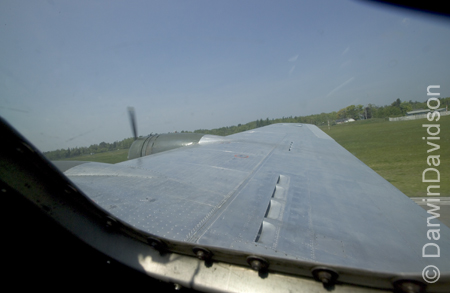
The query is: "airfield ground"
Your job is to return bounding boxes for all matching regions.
[63,148,129,163]
[319,116,449,198]
[320,116,449,227]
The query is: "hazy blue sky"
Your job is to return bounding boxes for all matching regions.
[1,0,450,151]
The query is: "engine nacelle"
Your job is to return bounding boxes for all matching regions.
[128,133,206,159]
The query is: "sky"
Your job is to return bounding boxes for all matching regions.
[1,0,450,152]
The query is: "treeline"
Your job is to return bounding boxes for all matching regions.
[339,98,450,120]
[43,137,135,160]
[44,97,449,159]
[192,112,339,136]
[191,97,449,136]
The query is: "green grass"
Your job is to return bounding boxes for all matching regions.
[61,149,129,164]
[319,116,449,197]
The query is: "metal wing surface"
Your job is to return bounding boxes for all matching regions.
[65,123,450,278]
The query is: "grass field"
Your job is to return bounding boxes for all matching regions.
[62,148,129,164]
[319,116,449,197]
[59,116,449,197]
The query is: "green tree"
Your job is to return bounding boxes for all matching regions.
[391,98,401,108]
[400,101,412,115]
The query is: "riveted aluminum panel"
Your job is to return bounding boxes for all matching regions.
[65,123,450,279]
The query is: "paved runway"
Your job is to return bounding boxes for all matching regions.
[410,197,450,228]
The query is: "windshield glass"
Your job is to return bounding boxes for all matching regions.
[2,1,450,289]
[1,1,449,152]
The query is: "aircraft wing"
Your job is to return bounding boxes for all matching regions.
[2,119,449,292]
